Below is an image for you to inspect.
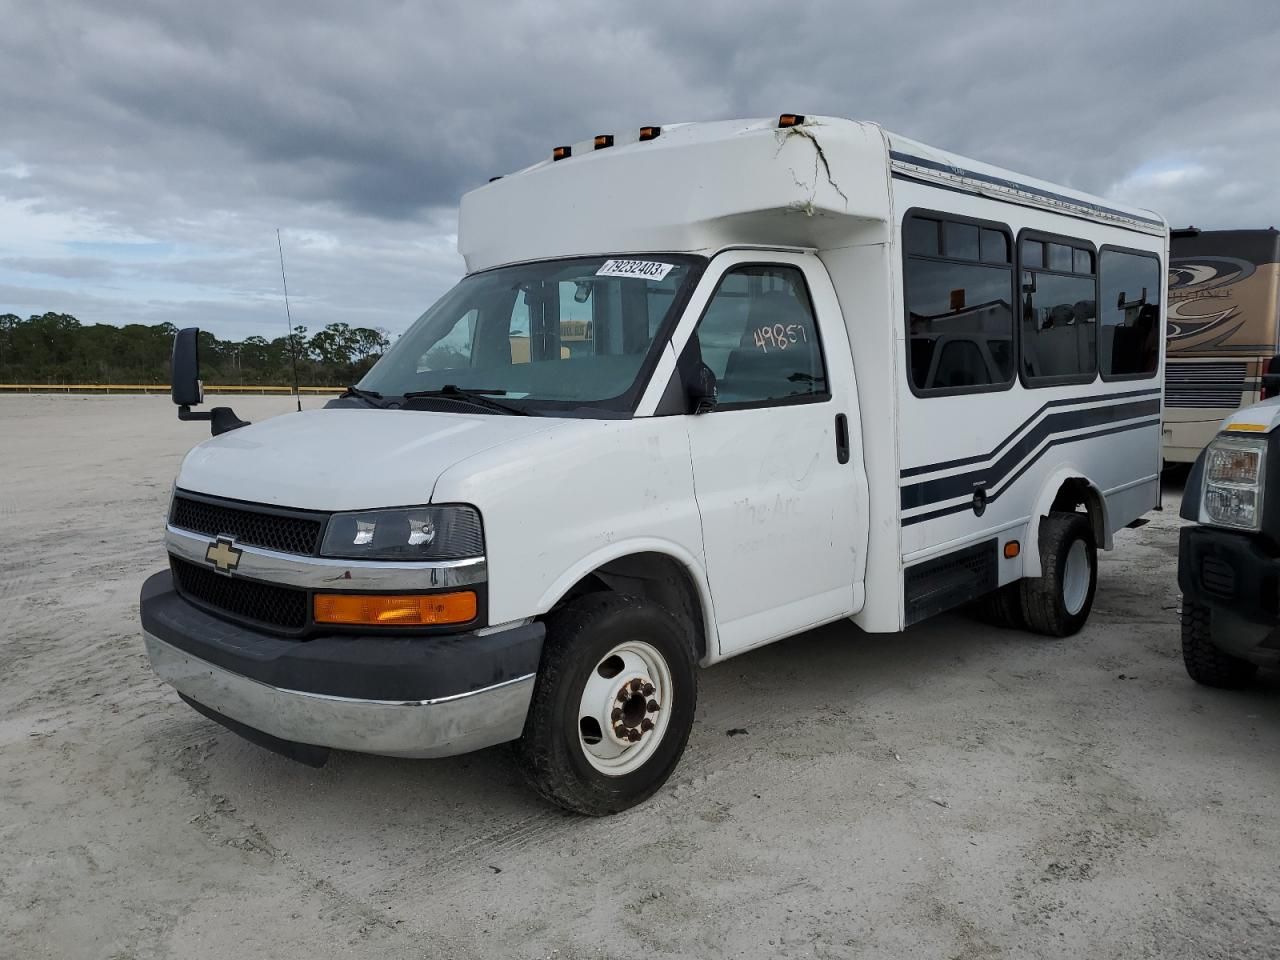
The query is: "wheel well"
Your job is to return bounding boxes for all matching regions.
[552,552,707,660]
[1050,477,1106,548]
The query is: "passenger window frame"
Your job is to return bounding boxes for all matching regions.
[1097,243,1163,383]
[1016,228,1101,389]
[901,207,1017,399]
[685,261,832,413]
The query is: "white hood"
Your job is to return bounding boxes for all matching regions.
[177,408,567,511]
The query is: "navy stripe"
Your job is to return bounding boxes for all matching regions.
[889,151,1165,228]
[900,399,1161,510]
[901,417,1161,527]
[899,387,1162,479]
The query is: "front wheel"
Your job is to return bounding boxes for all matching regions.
[515,594,697,815]
[1181,598,1258,688]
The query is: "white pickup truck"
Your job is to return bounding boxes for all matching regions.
[142,115,1167,813]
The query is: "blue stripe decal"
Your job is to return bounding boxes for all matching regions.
[889,151,1165,228]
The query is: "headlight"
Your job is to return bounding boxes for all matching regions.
[1201,435,1267,531]
[321,505,484,560]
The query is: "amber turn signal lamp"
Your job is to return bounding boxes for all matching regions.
[638,125,661,141]
[314,591,478,626]
[778,113,805,128]
[1003,541,1021,559]
[594,134,614,150]
[552,145,572,161]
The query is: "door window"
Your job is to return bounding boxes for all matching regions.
[689,265,828,408]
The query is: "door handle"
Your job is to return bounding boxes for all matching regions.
[834,413,850,464]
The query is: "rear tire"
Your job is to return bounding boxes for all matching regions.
[515,594,697,816]
[1181,598,1258,688]
[1020,511,1097,637]
[973,582,1027,630]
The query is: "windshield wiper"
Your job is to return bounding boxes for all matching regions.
[400,385,538,416]
[340,385,390,408]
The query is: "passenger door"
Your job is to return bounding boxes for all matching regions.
[681,253,867,657]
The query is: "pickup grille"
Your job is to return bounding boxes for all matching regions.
[170,494,324,556]
[1165,362,1249,409]
[170,556,308,631]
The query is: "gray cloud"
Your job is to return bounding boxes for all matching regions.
[1,0,1278,341]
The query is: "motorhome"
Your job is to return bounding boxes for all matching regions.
[141,115,1167,814]
[1164,228,1280,463]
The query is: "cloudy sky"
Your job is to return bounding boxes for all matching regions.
[2,0,1278,341]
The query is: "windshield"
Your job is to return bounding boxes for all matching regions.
[359,254,705,414]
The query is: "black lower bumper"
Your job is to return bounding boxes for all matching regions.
[139,570,545,701]
[1178,526,1280,625]
[1179,525,1280,663]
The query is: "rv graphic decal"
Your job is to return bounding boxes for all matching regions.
[1167,256,1254,343]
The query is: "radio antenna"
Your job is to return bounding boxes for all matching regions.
[276,228,302,412]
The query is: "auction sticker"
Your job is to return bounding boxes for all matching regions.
[595,259,674,281]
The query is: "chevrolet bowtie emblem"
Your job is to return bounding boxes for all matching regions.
[205,536,243,575]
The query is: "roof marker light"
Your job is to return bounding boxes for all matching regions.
[552,145,572,161]
[638,126,661,141]
[778,114,806,128]
[594,134,614,150]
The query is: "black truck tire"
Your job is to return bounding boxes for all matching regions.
[1020,511,1097,637]
[515,593,697,816]
[1181,598,1258,689]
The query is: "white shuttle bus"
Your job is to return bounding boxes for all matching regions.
[142,116,1167,814]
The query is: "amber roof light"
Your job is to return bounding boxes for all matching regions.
[638,126,661,141]
[778,114,806,128]
[594,134,614,150]
[552,145,572,161]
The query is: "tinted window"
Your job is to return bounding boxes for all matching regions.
[1099,249,1161,378]
[944,222,980,260]
[904,213,1015,394]
[906,218,941,256]
[691,265,827,407]
[1020,237,1098,384]
[980,229,1009,264]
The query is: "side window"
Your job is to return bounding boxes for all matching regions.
[1099,249,1161,379]
[904,212,1015,394]
[690,265,827,408]
[1019,236,1098,384]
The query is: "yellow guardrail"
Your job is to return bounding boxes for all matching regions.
[0,384,344,395]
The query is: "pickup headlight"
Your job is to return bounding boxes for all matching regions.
[1201,435,1267,531]
[321,505,484,560]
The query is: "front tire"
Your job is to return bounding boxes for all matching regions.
[1020,511,1097,637]
[1181,598,1258,688]
[515,594,697,815]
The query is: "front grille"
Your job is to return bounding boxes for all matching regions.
[171,556,308,630]
[1165,361,1249,409]
[1200,555,1236,600]
[171,495,323,555]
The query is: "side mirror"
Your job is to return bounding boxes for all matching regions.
[689,361,718,415]
[171,326,203,407]
[171,326,251,436]
[1262,355,1280,401]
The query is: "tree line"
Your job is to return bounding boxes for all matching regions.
[0,312,391,386]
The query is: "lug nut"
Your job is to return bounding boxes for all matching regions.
[614,724,628,739]
[630,678,644,692]
[647,699,659,712]
[628,729,642,742]
[641,718,654,732]
[611,708,622,722]
[616,690,628,702]
[642,683,654,696]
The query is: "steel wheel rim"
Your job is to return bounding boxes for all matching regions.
[1062,539,1090,616]
[577,639,673,776]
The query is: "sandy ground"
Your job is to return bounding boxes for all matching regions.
[1,395,1278,960]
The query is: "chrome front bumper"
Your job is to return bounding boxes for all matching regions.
[144,631,535,759]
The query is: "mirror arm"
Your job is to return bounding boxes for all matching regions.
[178,404,251,436]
